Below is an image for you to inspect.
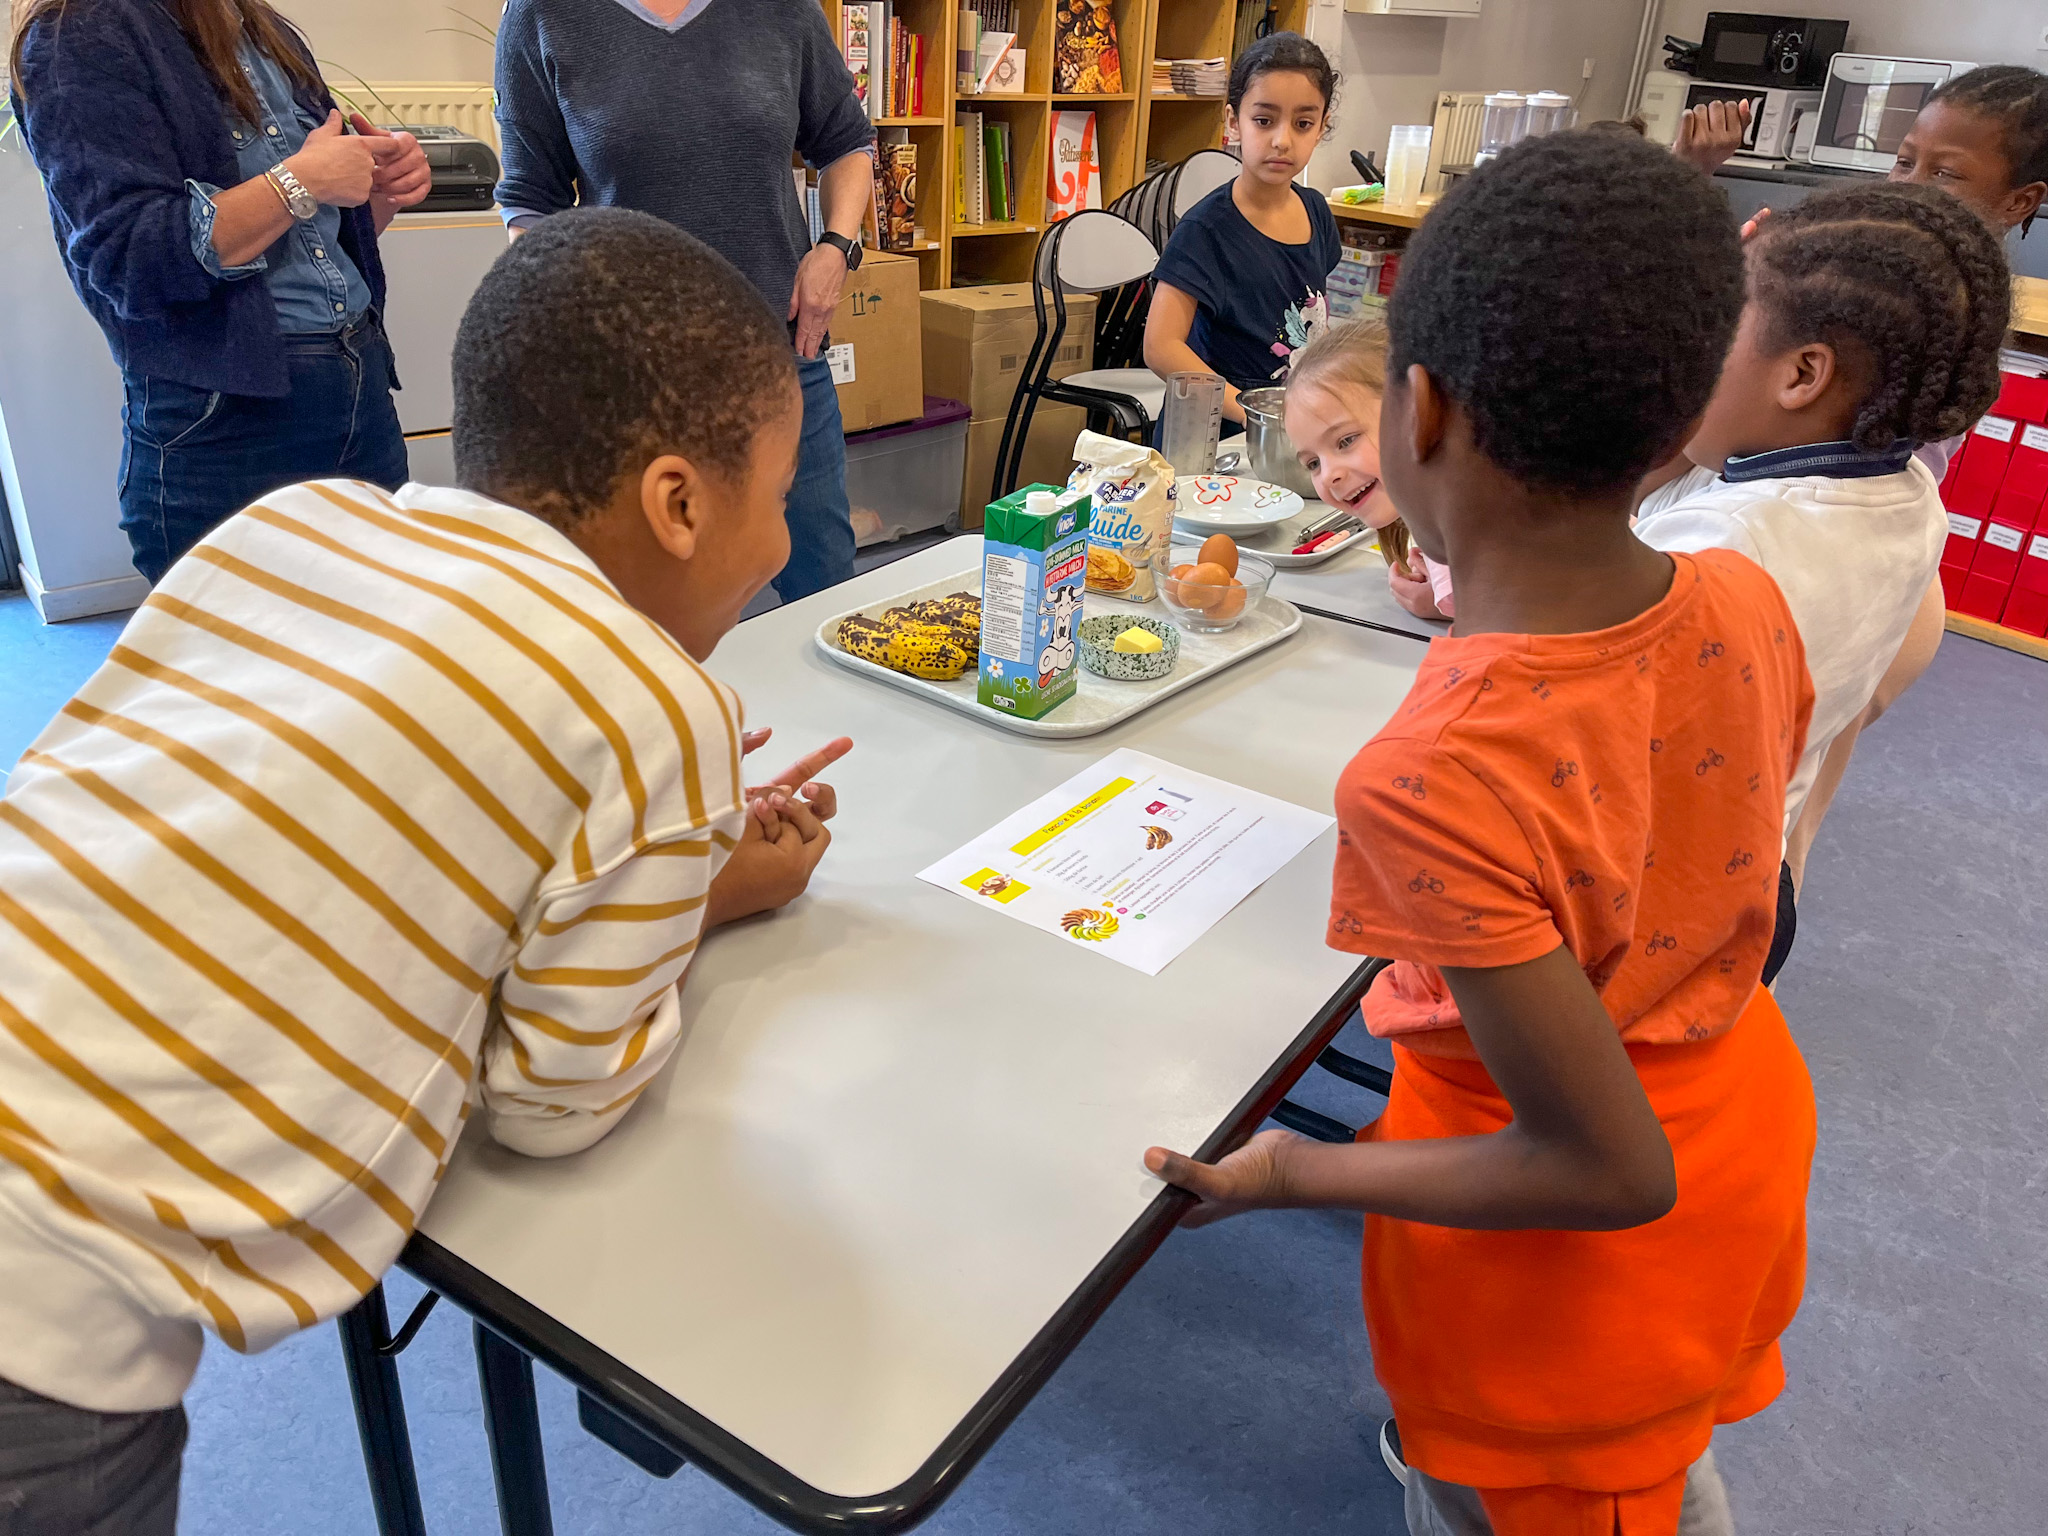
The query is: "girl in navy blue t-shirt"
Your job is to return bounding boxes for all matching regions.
[1144,32,1342,424]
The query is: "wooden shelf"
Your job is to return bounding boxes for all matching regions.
[1945,611,2048,662]
[952,221,1044,238]
[1330,196,1430,231]
[1150,90,1224,102]
[960,92,1051,103]
[874,115,947,127]
[1054,92,1135,102]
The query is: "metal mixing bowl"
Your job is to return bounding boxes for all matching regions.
[1229,387,1320,501]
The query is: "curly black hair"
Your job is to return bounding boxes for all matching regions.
[1228,31,1335,113]
[1926,65,2048,192]
[452,208,798,528]
[1747,181,2010,452]
[1386,129,1745,498]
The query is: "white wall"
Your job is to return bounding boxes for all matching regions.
[1308,0,1651,191]
[1653,0,2046,71]
[273,0,498,83]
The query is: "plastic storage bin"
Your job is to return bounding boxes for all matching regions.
[843,396,971,547]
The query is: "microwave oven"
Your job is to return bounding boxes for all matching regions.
[1804,55,1975,174]
[1682,81,1819,162]
[1696,13,1849,90]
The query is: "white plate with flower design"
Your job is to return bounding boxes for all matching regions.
[1172,473,1305,535]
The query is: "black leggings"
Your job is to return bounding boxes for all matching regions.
[1761,860,1796,986]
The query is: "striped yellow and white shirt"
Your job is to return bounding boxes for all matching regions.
[0,480,745,1411]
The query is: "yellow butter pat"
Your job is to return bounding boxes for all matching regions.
[1112,626,1164,654]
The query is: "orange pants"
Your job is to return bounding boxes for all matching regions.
[1364,987,1815,1535]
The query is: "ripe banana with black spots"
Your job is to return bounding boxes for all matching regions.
[836,593,982,682]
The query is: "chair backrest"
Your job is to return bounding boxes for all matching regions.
[1164,148,1240,239]
[1035,209,1160,295]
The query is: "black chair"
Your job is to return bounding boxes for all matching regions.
[1270,955,1395,1141]
[991,208,1164,502]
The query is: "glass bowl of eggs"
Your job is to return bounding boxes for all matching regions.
[1152,534,1271,635]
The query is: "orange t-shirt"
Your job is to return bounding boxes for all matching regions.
[1328,550,1812,1054]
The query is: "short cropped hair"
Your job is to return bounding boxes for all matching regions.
[1747,181,2009,451]
[1927,65,2048,193]
[452,208,798,528]
[1386,129,1746,498]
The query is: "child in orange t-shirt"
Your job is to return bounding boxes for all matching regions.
[1146,131,1818,1536]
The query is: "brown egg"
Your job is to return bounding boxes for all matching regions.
[1211,580,1248,621]
[1171,563,1197,580]
[1179,561,1232,609]
[1198,534,1240,577]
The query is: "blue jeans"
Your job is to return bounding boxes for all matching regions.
[775,353,857,602]
[118,319,408,586]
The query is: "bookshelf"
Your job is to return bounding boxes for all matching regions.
[817,0,1309,288]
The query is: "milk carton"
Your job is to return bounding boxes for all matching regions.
[978,483,1088,720]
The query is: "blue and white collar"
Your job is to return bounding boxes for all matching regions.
[1721,438,1916,483]
[608,0,715,33]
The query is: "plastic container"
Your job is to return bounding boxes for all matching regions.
[1522,91,1573,138]
[1476,92,1528,162]
[1160,372,1226,478]
[843,396,970,547]
[1384,124,1433,208]
[1153,543,1274,635]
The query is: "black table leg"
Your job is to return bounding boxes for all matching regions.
[475,1322,554,1536]
[338,1283,429,1536]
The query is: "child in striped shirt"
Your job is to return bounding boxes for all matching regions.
[0,209,846,1530]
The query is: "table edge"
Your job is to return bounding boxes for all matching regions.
[401,954,1390,1534]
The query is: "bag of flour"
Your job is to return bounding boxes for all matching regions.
[1067,430,1175,602]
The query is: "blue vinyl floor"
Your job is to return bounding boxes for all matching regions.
[2,588,2043,1535]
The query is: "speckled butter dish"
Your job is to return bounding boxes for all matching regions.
[1078,614,1180,681]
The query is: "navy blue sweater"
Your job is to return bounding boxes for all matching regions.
[11,0,387,397]
[495,0,874,313]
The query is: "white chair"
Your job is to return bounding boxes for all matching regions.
[1160,147,1240,243]
[992,209,1165,501]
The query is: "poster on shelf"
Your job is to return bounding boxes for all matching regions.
[1053,0,1122,93]
[1047,110,1102,223]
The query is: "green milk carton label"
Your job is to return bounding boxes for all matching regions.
[978,483,1089,720]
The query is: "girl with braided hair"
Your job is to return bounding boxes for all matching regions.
[1635,179,2008,976]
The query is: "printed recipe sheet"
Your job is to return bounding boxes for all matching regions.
[918,748,1333,974]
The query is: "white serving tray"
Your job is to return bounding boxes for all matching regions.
[814,565,1304,738]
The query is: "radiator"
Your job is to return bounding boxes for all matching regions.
[323,80,499,151]
[1425,91,1487,194]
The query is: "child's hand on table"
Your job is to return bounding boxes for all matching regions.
[1387,553,1446,621]
[705,731,853,927]
[1144,1128,1308,1228]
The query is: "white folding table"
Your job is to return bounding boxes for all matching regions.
[340,538,1430,1535]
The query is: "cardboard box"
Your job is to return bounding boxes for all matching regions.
[1939,559,1969,610]
[958,405,1088,529]
[1999,531,2048,636]
[921,286,1098,423]
[1992,422,2048,529]
[830,252,924,433]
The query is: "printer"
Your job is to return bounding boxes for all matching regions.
[394,124,501,213]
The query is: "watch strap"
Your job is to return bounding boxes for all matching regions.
[819,231,862,270]
[267,163,317,221]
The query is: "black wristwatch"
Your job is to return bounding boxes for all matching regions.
[818,231,862,271]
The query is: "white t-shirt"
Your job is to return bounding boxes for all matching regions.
[1635,457,1947,838]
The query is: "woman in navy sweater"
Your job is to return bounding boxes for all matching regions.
[9,0,431,584]
[495,0,876,602]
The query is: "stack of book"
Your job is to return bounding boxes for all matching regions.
[953,109,1017,226]
[842,4,928,119]
[1156,58,1228,98]
[872,131,919,251]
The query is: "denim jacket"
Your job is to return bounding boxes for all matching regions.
[186,45,373,334]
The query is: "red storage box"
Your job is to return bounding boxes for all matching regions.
[1944,416,2020,517]
[1992,421,2048,528]
[2000,532,2048,637]
[1971,517,2031,585]
[1958,569,2016,621]
[1940,561,1970,609]
[1942,510,1985,573]
[1994,370,2048,425]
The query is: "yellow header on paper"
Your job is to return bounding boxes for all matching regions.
[1011,776,1135,856]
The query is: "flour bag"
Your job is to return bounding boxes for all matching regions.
[1068,430,1174,602]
